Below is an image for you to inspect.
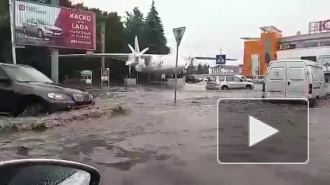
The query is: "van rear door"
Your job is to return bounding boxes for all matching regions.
[285,62,307,98]
[307,65,322,98]
[265,62,286,97]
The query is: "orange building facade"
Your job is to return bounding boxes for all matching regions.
[243,27,282,77]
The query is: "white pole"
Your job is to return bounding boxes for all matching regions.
[9,0,16,64]
[174,44,179,103]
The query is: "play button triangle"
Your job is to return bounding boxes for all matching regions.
[249,116,279,147]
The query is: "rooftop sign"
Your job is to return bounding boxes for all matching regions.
[309,20,330,34]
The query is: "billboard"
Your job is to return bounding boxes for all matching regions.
[13,0,96,50]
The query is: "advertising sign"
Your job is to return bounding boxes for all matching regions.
[309,20,330,34]
[279,43,296,50]
[14,0,96,50]
[101,68,109,81]
[101,68,109,87]
[216,54,226,65]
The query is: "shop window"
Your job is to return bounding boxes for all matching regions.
[301,56,317,62]
[303,42,318,48]
[320,41,330,46]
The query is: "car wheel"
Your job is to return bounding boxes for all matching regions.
[18,103,47,117]
[221,86,229,90]
[245,85,253,89]
[38,29,44,38]
[309,98,319,108]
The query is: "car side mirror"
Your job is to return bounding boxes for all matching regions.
[0,159,100,185]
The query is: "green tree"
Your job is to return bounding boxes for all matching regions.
[203,64,209,74]
[143,0,168,54]
[197,64,203,74]
[124,7,145,52]
[0,0,11,62]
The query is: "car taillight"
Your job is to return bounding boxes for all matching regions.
[262,83,265,92]
[309,84,312,94]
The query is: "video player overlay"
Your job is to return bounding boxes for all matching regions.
[218,98,308,164]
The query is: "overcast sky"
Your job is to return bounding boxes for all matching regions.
[80,0,330,65]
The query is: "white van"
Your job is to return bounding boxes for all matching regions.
[262,60,327,106]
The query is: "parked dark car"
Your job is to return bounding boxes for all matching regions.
[185,75,202,83]
[0,63,94,117]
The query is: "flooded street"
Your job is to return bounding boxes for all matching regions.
[1,84,330,185]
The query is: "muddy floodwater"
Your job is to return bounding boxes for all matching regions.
[1,84,330,185]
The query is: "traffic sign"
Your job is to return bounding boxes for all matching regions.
[216,54,226,64]
[173,27,186,46]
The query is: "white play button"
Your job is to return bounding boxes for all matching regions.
[249,116,279,147]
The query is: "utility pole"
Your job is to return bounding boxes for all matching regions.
[50,0,59,83]
[8,0,16,64]
[219,49,223,75]
[101,22,106,68]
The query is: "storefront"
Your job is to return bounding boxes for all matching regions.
[242,20,330,77]
[242,26,281,77]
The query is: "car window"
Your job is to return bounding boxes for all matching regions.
[234,77,241,82]
[219,76,225,81]
[319,68,325,82]
[226,76,234,82]
[268,67,285,80]
[287,67,305,81]
[208,76,216,81]
[309,66,320,81]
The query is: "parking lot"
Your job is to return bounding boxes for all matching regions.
[0,83,330,185]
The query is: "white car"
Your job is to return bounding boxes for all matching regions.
[262,59,327,106]
[252,75,265,84]
[235,75,253,82]
[206,75,255,90]
[23,18,63,38]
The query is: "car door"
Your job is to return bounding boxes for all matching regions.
[225,76,236,89]
[27,18,35,33]
[318,67,327,97]
[233,76,245,89]
[310,66,326,98]
[265,62,286,98]
[286,62,307,98]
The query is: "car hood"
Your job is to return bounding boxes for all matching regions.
[22,82,85,94]
[244,81,254,85]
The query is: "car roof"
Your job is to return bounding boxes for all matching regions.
[270,59,321,66]
[0,62,33,68]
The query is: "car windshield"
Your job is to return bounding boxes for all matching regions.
[37,19,49,25]
[207,76,216,81]
[2,65,54,84]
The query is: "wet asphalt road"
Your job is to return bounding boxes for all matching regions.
[1,83,330,185]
